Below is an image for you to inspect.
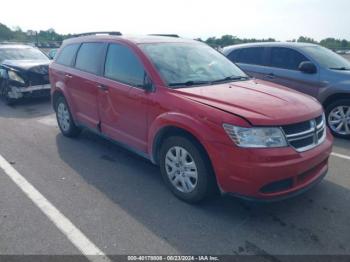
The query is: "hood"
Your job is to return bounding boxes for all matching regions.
[327,68,350,78]
[174,79,323,126]
[2,59,50,73]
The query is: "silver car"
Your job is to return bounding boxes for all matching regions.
[223,42,350,138]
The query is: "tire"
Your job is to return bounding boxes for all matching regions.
[325,99,350,139]
[55,95,81,137]
[0,80,16,106]
[159,136,217,203]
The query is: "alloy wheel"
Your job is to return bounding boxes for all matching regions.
[57,102,71,132]
[165,146,198,193]
[328,105,350,135]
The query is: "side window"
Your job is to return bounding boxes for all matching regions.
[232,47,265,65]
[227,50,241,63]
[270,47,309,70]
[56,44,80,66]
[104,43,145,87]
[75,43,105,74]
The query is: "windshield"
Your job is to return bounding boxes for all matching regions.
[0,47,49,63]
[139,42,248,87]
[302,46,350,70]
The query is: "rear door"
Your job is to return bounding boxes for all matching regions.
[96,42,151,153]
[227,47,270,78]
[68,42,105,130]
[264,47,321,97]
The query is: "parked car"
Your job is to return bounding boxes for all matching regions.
[0,44,51,104]
[48,48,58,60]
[49,35,333,203]
[223,42,350,138]
[336,50,346,55]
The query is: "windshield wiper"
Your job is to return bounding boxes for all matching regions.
[168,76,250,88]
[329,67,350,71]
[168,80,210,87]
[211,75,250,84]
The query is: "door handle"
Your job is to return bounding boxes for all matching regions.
[65,74,73,79]
[97,84,109,91]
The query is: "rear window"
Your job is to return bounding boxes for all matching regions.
[270,47,309,70]
[228,47,265,65]
[56,44,80,66]
[75,43,105,74]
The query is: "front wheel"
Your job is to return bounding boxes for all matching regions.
[0,80,16,105]
[159,136,217,203]
[55,95,81,137]
[325,99,350,139]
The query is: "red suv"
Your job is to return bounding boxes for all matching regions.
[49,34,333,203]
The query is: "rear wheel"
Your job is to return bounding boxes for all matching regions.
[325,99,350,139]
[159,136,217,203]
[55,95,81,137]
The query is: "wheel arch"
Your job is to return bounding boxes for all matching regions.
[152,125,207,164]
[51,85,79,126]
[322,93,350,109]
[52,89,64,110]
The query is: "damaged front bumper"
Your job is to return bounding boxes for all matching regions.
[8,84,51,99]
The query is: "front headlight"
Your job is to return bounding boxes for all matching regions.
[8,71,25,84]
[223,124,287,148]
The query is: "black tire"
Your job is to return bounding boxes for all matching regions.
[55,95,81,137]
[325,99,350,139]
[159,136,217,203]
[0,80,16,106]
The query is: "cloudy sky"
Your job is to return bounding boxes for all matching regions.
[1,0,349,41]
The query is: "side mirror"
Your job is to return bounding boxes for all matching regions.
[299,61,317,74]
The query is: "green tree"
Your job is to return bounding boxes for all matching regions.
[297,36,317,43]
[0,23,13,40]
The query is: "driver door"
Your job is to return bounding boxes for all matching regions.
[265,47,321,98]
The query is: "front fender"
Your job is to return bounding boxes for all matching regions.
[318,80,350,104]
[148,111,221,162]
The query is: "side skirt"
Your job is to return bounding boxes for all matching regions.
[76,122,152,163]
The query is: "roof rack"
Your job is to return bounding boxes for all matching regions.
[72,31,122,37]
[149,34,180,38]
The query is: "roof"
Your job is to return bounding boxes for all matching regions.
[63,35,198,45]
[222,42,319,54]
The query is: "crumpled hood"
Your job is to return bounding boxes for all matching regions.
[2,59,50,73]
[174,79,323,126]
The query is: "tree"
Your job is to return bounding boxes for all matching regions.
[341,39,348,49]
[0,23,13,40]
[0,22,349,50]
[297,36,317,43]
[202,35,275,48]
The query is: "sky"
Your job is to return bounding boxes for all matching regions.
[1,0,350,41]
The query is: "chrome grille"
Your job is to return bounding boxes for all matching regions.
[282,114,326,152]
